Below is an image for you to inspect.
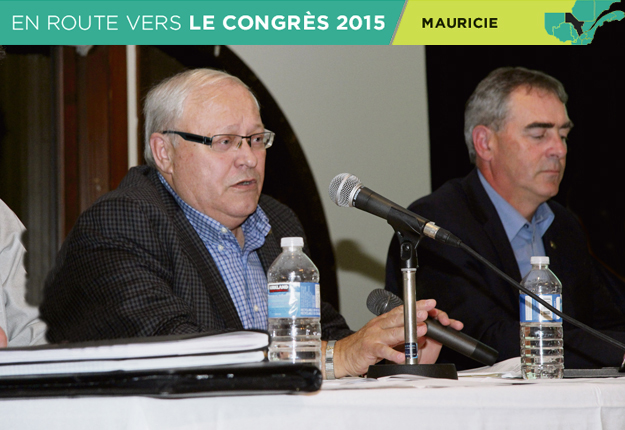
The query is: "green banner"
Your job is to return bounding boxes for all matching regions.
[0,1,405,44]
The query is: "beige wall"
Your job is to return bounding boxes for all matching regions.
[229,46,431,330]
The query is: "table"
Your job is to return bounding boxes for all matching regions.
[3,375,625,430]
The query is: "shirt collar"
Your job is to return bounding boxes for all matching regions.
[478,170,554,242]
[157,172,270,251]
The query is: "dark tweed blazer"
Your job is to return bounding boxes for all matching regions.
[41,166,352,343]
[386,168,625,370]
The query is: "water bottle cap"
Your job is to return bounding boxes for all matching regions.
[281,237,304,248]
[530,256,549,265]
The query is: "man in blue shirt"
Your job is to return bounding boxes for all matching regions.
[42,68,460,378]
[386,67,625,370]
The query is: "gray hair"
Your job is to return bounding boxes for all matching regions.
[464,67,568,164]
[143,68,257,168]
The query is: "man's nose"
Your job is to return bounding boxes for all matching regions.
[548,134,568,159]
[234,137,259,167]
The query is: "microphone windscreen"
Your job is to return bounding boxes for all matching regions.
[329,173,361,207]
[367,289,404,316]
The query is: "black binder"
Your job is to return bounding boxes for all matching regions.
[0,361,322,398]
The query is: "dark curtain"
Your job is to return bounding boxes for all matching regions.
[425,29,625,278]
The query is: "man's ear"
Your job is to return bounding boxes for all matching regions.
[150,133,174,174]
[472,125,495,162]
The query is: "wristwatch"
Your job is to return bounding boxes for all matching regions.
[325,340,336,380]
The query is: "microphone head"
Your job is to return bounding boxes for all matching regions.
[366,289,404,316]
[329,173,362,208]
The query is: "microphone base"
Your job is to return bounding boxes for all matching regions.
[366,363,458,380]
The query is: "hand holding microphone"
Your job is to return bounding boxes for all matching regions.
[367,289,498,366]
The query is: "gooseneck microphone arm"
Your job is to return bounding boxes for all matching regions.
[329,173,625,356]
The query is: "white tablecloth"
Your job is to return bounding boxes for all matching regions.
[3,374,625,430]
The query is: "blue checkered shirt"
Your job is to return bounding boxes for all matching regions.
[158,173,271,330]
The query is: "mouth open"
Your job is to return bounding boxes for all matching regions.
[234,179,257,187]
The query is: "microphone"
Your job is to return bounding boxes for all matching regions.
[329,173,462,247]
[367,289,499,366]
[367,288,404,315]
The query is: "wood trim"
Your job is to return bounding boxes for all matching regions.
[60,46,80,239]
[108,46,128,190]
[59,46,128,238]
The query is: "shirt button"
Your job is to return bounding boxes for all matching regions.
[254,305,259,312]
[218,245,224,251]
[220,227,228,234]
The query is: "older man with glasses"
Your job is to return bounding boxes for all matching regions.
[41,68,461,378]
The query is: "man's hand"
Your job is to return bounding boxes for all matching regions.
[0,327,7,348]
[331,299,462,378]
[417,303,463,365]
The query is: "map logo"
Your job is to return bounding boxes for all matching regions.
[545,0,624,44]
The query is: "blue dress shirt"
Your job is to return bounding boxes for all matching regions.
[158,173,271,330]
[478,171,554,278]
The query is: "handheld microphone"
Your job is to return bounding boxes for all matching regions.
[367,289,499,366]
[329,173,461,247]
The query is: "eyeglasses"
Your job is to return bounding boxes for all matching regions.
[161,130,274,153]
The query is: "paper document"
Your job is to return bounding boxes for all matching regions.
[458,357,522,378]
[0,331,269,377]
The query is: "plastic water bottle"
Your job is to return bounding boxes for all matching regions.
[519,256,564,379]
[267,237,322,369]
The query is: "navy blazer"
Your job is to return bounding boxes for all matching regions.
[386,168,625,370]
[42,166,352,343]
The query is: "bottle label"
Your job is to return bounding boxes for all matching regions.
[268,282,321,318]
[519,294,562,323]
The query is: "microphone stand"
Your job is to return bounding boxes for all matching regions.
[367,212,458,379]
